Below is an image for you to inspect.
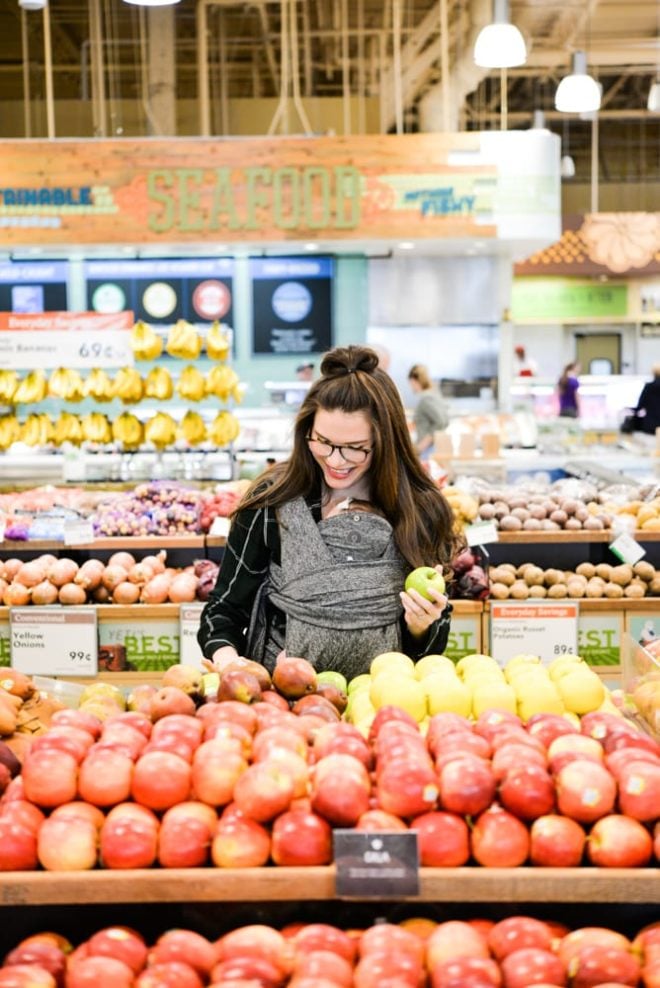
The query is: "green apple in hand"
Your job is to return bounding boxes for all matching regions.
[404,566,446,600]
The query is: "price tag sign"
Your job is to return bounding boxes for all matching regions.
[490,600,579,667]
[11,607,97,677]
[63,519,95,546]
[179,603,205,666]
[209,516,230,538]
[334,830,419,898]
[609,533,646,566]
[464,521,499,547]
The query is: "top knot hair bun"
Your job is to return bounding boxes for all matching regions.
[320,345,380,378]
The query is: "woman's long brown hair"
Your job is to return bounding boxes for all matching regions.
[236,345,459,568]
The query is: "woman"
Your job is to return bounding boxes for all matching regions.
[558,362,581,418]
[631,364,660,434]
[199,345,458,680]
[407,364,449,458]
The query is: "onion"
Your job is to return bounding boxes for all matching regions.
[3,583,30,606]
[108,551,136,571]
[140,573,172,605]
[140,551,167,575]
[75,559,105,591]
[167,573,198,604]
[1,559,23,581]
[127,563,153,586]
[58,583,87,606]
[47,558,79,588]
[31,580,59,606]
[0,579,7,601]
[15,560,48,588]
[101,565,129,592]
[112,582,141,605]
[92,585,111,603]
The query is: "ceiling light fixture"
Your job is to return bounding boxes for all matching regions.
[648,80,660,113]
[555,51,601,113]
[18,0,47,9]
[122,0,181,6]
[560,155,576,178]
[398,242,415,250]
[473,0,527,69]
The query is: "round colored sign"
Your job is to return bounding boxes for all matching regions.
[271,281,313,323]
[143,281,177,319]
[92,283,126,314]
[192,280,231,320]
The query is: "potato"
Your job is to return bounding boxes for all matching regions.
[547,583,567,598]
[491,567,515,586]
[490,582,511,600]
[499,515,523,531]
[516,563,533,578]
[624,583,645,598]
[528,585,548,598]
[603,582,624,598]
[566,579,586,598]
[610,564,633,587]
[493,501,511,520]
[544,568,565,586]
[523,565,545,587]
[564,518,583,530]
[510,580,530,599]
[479,503,497,520]
[499,563,517,575]
[586,578,606,598]
[528,505,547,520]
[595,563,612,581]
[583,517,605,531]
[649,575,660,595]
[550,509,568,526]
[523,518,544,531]
[511,507,531,522]
[576,562,596,579]
[542,520,561,531]
[633,561,656,582]
[561,499,579,516]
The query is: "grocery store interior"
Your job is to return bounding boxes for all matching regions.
[0,0,658,978]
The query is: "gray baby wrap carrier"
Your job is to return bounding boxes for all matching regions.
[247,497,407,680]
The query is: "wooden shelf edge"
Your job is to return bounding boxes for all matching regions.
[0,867,656,906]
[0,536,206,552]
[495,531,660,544]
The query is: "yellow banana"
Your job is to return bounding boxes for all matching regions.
[178,410,207,446]
[176,365,206,401]
[144,366,173,401]
[166,319,202,360]
[206,321,231,361]
[130,320,163,361]
[206,365,239,401]
[144,412,177,448]
[21,413,53,446]
[14,370,48,404]
[53,412,83,446]
[48,368,85,402]
[0,415,20,450]
[112,412,144,449]
[0,371,18,404]
[81,412,112,444]
[113,367,144,404]
[84,368,114,402]
[208,410,240,446]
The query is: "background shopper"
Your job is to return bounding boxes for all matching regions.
[558,362,581,418]
[408,364,450,459]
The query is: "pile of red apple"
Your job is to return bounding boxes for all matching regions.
[1,916,659,987]
[0,699,658,872]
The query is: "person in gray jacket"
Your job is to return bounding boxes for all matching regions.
[408,364,449,459]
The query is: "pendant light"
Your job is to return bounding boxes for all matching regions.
[122,0,181,6]
[555,51,601,113]
[649,80,660,112]
[473,0,527,69]
[18,0,47,9]
[560,118,576,178]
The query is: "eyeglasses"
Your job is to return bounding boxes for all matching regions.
[306,435,372,464]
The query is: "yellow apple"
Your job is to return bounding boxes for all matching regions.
[422,674,471,718]
[370,673,426,721]
[414,654,456,680]
[370,651,415,678]
[471,681,517,718]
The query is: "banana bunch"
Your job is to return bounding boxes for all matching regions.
[48,368,85,402]
[81,412,112,445]
[178,410,207,446]
[130,320,163,361]
[113,367,144,404]
[0,415,20,450]
[143,366,173,401]
[54,412,84,446]
[112,412,144,449]
[206,321,231,361]
[166,319,202,360]
[0,371,18,405]
[145,412,177,449]
[206,365,240,401]
[176,365,206,402]
[14,370,47,404]
[208,410,240,447]
[84,368,114,402]
[21,413,54,446]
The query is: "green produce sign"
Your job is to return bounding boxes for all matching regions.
[100,620,180,672]
[577,613,622,667]
[0,625,9,667]
[444,615,480,662]
[511,278,628,321]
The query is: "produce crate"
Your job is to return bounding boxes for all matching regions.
[621,631,660,740]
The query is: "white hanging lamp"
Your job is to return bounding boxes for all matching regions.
[122,0,181,6]
[473,0,527,69]
[648,79,660,113]
[555,50,601,113]
[18,0,47,9]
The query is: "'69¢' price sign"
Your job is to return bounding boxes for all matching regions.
[10,607,98,677]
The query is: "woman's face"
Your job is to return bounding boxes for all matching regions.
[308,408,374,490]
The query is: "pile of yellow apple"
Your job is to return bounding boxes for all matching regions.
[346,651,617,735]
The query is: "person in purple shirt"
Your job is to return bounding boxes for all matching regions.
[558,362,580,418]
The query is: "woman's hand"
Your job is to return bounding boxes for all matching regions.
[399,564,448,639]
[201,645,242,674]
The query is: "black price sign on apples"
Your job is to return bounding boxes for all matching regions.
[334,830,419,898]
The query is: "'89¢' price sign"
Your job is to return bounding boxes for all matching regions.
[10,608,98,677]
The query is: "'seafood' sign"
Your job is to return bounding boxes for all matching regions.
[490,600,579,667]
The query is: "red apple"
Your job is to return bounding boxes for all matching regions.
[526,715,578,750]
[252,726,308,762]
[313,723,372,767]
[202,719,252,757]
[151,714,203,748]
[487,917,553,960]
[131,751,192,811]
[260,689,290,711]
[232,760,295,822]
[356,809,408,831]
[50,801,105,831]
[271,808,333,865]
[158,803,217,868]
[37,815,97,871]
[605,748,660,779]
[51,708,102,738]
[78,748,134,807]
[617,760,660,821]
[30,726,94,764]
[499,765,555,821]
[500,947,567,988]
[491,745,547,783]
[425,713,473,754]
[3,942,66,983]
[85,927,148,974]
[291,949,353,987]
[369,705,420,740]
[100,802,159,869]
[377,758,439,818]
[66,955,135,988]
[0,966,56,987]
[439,758,496,817]
[557,928,632,969]
[474,708,522,741]
[100,723,148,760]
[555,760,616,824]
[426,921,490,968]
[547,734,604,774]
[490,729,546,756]
[359,923,424,963]
[142,735,196,762]
[216,925,293,976]
[191,739,247,806]
[197,698,258,734]
[149,930,216,978]
[471,804,530,868]
[429,956,502,987]
[586,813,653,868]
[149,687,196,721]
[291,924,357,964]
[433,731,491,762]
[210,956,286,985]
[568,945,640,988]
[0,799,45,834]
[0,818,38,870]
[211,814,272,868]
[353,949,423,988]
[529,814,586,867]
[411,811,470,867]
[21,749,78,808]
[104,710,152,738]
[376,736,432,768]
[134,961,203,988]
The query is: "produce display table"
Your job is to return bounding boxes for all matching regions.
[0,868,656,906]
